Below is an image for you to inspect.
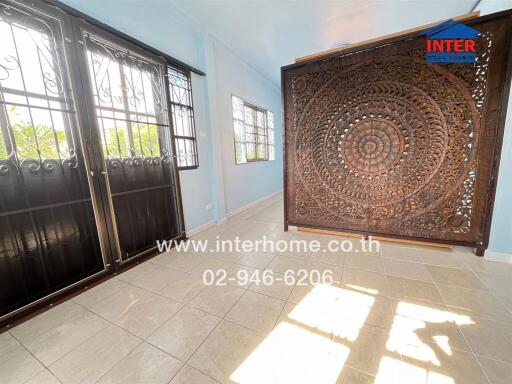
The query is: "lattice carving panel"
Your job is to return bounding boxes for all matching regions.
[283,15,512,245]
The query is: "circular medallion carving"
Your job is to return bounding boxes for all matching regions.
[341,119,404,175]
[292,56,479,229]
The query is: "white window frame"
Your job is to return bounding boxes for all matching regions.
[232,95,275,164]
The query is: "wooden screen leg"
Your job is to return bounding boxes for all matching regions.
[474,245,485,257]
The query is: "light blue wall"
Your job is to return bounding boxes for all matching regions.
[59,0,284,232]
[476,1,512,254]
[488,93,512,254]
[211,39,283,214]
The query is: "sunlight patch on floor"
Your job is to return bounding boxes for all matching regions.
[230,283,468,384]
[288,284,375,342]
[344,283,379,295]
[230,322,350,384]
[374,356,455,384]
[387,301,474,364]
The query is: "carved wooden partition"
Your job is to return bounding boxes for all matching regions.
[282,11,512,255]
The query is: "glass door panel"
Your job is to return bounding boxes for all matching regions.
[0,0,107,318]
[79,30,182,263]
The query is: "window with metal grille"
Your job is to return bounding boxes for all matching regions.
[168,67,198,169]
[0,6,75,167]
[232,95,274,164]
[84,34,166,164]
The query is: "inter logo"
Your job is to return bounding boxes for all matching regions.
[422,19,480,63]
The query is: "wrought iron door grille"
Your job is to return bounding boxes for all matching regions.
[84,33,169,165]
[0,0,105,318]
[0,3,77,172]
[83,32,180,261]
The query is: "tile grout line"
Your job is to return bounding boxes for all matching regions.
[10,207,511,384]
[174,282,253,384]
[9,331,63,384]
[428,266,493,384]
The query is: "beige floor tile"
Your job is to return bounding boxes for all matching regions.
[208,251,244,263]
[381,244,421,262]
[343,324,395,376]
[437,284,512,323]
[478,356,512,384]
[148,306,220,361]
[159,273,207,303]
[303,260,343,283]
[249,272,295,301]
[309,251,346,266]
[345,253,384,273]
[336,366,374,384]
[497,294,512,314]
[226,291,285,333]
[88,285,153,322]
[114,294,182,339]
[11,194,511,384]
[150,252,205,272]
[49,324,140,384]
[291,280,392,331]
[275,301,297,327]
[388,298,471,352]
[459,317,512,362]
[287,284,376,342]
[415,245,455,254]
[341,267,392,297]
[474,272,512,297]
[351,238,382,257]
[120,263,184,293]
[363,294,395,330]
[418,248,467,269]
[24,369,61,384]
[464,257,512,276]
[387,275,443,303]
[188,320,264,383]
[229,321,350,384]
[0,332,43,384]
[226,264,260,289]
[400,342,488,384]
[190,258,234,279]
[267,254,305,273]
[23,310,109,366]
[189,285,244,317]
[427,265,488,290]
[170,365,219,384]
[288,283,316,304]
[72,279,131,309]
[96,342,182,384]
[383,259,433,282]
[237,252,275,269]
[11,301,84,344]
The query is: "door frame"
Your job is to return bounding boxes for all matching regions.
[0,0,187,328]
[0,0,112,326]
[71,18,186,268]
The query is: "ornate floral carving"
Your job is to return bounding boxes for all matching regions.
[287,35,493,238]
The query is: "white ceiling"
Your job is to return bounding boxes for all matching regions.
[172,0,478,85]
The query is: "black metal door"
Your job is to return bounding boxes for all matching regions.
[74,24,184,265]
[0,0,109,318]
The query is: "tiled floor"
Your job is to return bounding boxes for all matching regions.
[3,194,512,384]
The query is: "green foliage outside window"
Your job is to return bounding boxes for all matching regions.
[0,104,160,160]
[0,121,68,160]
[101,123,160,158]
